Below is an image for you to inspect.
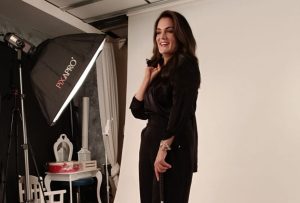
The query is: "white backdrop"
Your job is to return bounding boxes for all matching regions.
[115,0,300,202]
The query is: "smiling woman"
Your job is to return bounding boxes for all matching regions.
[130,10,201,203]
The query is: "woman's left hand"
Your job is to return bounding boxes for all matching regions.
[154,148,172,181]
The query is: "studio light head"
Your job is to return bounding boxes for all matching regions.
[4,33,36,55]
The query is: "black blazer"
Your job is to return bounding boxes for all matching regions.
[130,55,200,172]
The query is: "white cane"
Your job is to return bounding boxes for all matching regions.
[159,173,164,203]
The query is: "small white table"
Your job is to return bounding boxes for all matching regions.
[44,169,102,203]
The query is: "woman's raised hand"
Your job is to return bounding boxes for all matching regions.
[144,63,161,84]
[134,64,161,101]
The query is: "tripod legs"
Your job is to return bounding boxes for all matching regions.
[2,96,22,203]
[1,102,47,203]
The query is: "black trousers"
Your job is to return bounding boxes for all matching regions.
[139,123,193,203]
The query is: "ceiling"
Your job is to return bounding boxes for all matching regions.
[0,0,184,39]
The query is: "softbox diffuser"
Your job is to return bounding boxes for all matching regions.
[31,33,106,126]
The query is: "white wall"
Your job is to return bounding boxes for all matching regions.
[115,0,300,202]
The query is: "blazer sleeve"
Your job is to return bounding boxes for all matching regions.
[164,58,200,139]
[129,96,149,120]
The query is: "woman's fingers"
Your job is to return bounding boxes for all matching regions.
[154,159,172,174]
[154,163,170,181]
[161,161,172,169]
[157,162,171,170]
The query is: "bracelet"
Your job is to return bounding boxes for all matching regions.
[159,141,171,151]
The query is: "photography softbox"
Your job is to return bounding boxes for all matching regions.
[31,33,106,126]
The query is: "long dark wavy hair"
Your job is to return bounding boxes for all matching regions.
[148,10,198,78]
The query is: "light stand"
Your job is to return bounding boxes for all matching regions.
[3,33,37,203]
[17,49,32,203]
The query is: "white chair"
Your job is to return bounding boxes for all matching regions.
[18,175,66,203]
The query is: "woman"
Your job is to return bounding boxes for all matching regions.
[130,10,201,203]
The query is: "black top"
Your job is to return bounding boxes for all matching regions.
[130,55,200,172]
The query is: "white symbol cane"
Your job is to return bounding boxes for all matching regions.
[159,173,164,203]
